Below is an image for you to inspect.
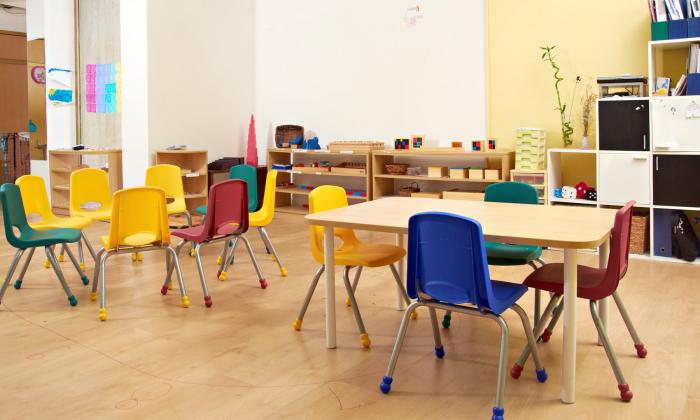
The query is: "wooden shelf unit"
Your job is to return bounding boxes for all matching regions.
[510,169,547,204]
[155,150,208,214]
[267,149,371,214]
[371,149,514,199]
[49,149,122,213]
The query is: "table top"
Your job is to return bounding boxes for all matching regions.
[305,197,617,249]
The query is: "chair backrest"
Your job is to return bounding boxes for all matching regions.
[308,185,359,264]
[16,175,54,223]
[252,170,277,222]
[200,179,249,239]
[145,164,186,212]
[600,201,635,296]
[407,212,499,312]
[229,164,258,212]
[485,181,539,205]
[70,168,112,215]
[106,187,170,250]
[1,183,32,249]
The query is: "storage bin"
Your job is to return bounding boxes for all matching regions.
[653,209,673,257]
[669,19,688,39]
[689,17,700,37]
[630,214,649,255]
[449,168,467,179]
[468,169,484,180]
[484,169,500,180]
[651,21,669,41]
[427,166,448,178]
[686,73,700,96]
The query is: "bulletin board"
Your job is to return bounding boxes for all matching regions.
[76,0,121,149]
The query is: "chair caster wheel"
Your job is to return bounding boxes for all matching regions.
[68,295,78,306]
[137,252,143,261]
[204,296,213,308]
[345,297,352,307]
[216,256,222,265]
[410,310,418,320]
[98,308,107,321]
[360,333,371,348]
[44,259,51,269]
[280,267,288,277]
[160,285,169,295]
[181,296,190,308]
[492,407,504,420]
[435,346,445,359]
[379,376,392,394]
[293,319,302,331]
[90,292,97,301]
[218,271,227,281]
[81,275,89,285]
[510,363,523,379]
[536,368,548,383]
[259,279,268,289]
[13,280,22,289]
[442,314,451,328]
[619,384,633,402]
[635,343,647,358]
[540,329,552,343]
[79,262,86,272]
[58,254,64,262]
[189,249,196,257]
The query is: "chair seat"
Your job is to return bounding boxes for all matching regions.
[171,222,242,243]
[334,242,406,268]
[19,227,81,248]
[195,204,207,216]
[166,201,187,216]
[523,263,608,301]
[249,209,272,227]
[28,214,92,230]
[100,234,162,250]
[485,242,542,266]
[71,207,112,222]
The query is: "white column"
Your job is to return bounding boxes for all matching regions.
[324,226,336,349]
[561,248,578,404]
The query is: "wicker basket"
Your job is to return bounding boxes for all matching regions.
[275,125,304,148]
[630,214,649,254]
[386,163,409,175]
[399,182,420,197]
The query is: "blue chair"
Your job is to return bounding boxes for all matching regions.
[442,181,546,329]
[379,212,547,420]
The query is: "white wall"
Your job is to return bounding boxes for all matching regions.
[147,0,255,163]
[25,0,41,40]
[0,5,26,32]
[255,0,486,160]
[120,0,148,187]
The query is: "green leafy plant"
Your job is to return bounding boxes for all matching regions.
[540,45,579,147]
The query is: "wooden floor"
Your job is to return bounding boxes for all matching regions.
[0,212,698,419]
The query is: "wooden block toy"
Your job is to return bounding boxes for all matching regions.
[484,169,500,180]
[394,138,410,150]
[427,166,448,178]
[451,141,463,149]
[442,190,485,201]
[411,135,425,149]
[411,191,442,199]
[468,168,484,179]
[471,140,483,152]
[488,139,497,150]
[449,168,467,179]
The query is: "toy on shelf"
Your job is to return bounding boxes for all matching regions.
[553,188,563,198]
[488,139,497,150]
[585,187,597,201]
[385,163,409,175]
[561,186,577,200]
[345,188,367,197]
[275,125,304,148]
[299,184,315,191]
[411,135,425,149]
[575,182,589,199]
[292,161,331,173]
[328,141,384,152]
[451,141,463,149]
[471,140,483,152]
[331,162,367,175]
[272,163,293,171]
[302,137,321,150]
[395,138,410,150]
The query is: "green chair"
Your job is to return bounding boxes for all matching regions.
[0,183,89,307]
[442,182,546,328]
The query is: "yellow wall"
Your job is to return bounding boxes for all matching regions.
[487,0,650,185]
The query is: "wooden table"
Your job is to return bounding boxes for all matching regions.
[305,197,617,404]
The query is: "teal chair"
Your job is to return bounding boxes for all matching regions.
[0,183,89,307]
[442,182,546,328]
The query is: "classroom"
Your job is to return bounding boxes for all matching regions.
[0,1,697,419]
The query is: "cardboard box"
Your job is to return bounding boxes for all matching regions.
[449,168,466,179]
[442,191,485,201]
[484,169,501,180]
[427,166,448,178]
[411,191,442,199]
[468,168,484,180]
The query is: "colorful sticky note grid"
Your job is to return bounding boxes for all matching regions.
[85,63,121,114]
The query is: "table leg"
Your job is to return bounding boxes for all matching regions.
[561,248,578,404]
[396,233,406,310]
[324,226,336,349]
[598,238,610,346]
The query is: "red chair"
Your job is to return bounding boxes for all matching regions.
[163,179,266,307]
[510,201,646,402]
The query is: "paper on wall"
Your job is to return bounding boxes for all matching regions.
[47,68,72,88]
[686,100,700,118]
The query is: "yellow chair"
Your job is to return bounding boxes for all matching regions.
[70,168,113,222]
[16,175,96,272]
[217,170,289,279]
[90,187,189,321]
[292,185,412,348]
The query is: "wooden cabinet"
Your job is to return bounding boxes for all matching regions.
[651,97,700,152]
[598,152,650,205]
[598,99,649,151]
[154,150,208,214]
[653,154,700,208]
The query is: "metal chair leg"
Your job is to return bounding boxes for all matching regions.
[46,246,77,306]
[218,237,239,281]
[342,266,370,348]
[527,261,541,325]
[510,303,548,382]
[81,232,97,261]
[293,265,324,331]
[183,210,195,257]
[590,300,633,402]
[511,294,561,378]
[428,307,445,358]
[165,246,189,308]
[612,291,647,358]
[345,266,363,307]
[193,244,213,307]
[492,316,509,420]
[380,301,423,394]
[0,249,25,302]
[58,243,66,262]
[260,227,287,276]
[77,239,86,271]
[97,251,112,320]
[13,247,35,289]
[257,226,271,254]
[240,235,267,289]
[163,240,186,291]
[389,263,416,320]
[63,245,89,285]
[540,298,564,343]
[91,248,105,301]
[216,239,229,266]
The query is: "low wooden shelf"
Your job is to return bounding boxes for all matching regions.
[155,150,208,214]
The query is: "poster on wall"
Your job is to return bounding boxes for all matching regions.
[46,67,73,105]
[85,63,121,114]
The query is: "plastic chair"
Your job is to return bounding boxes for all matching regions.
[0,183,89,307]
[70,168,113,222]
[90,187,190,321]
[16,175,97,272]
[195,164,258,216]
[165,179,266,308]
[217,170,288,279]
[379,212,547,420]
[442,181,546,329]
[293,185,411,348]
[510,201,644,402]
